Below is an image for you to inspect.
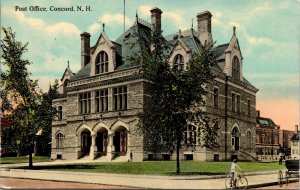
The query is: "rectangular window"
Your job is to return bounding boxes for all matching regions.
[113,86,127,110]
[213,87,219,107]
[247,99,251,116]
[96,89,108,112]
[232,93,236,112]
[236,94,240,113]
[79,92,91,114]
[57,106,63,120]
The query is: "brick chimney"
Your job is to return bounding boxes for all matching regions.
[150,7,163,33]
[80,32,91,68]
[256,110,260,118]
[197,11,212,46]
[295,125,299,133]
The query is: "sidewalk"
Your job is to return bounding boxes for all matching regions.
[0,161,298,189]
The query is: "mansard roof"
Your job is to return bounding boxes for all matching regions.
[69,17,256,92]
[257,116,277,128]
[71,62,91,80]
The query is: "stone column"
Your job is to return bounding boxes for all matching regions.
[106,132,114,161]
[90,134,96,160]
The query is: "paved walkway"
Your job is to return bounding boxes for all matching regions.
[0,160,298,189]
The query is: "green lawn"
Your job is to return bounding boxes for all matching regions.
[0,156,49,164]
[19,161,286,176]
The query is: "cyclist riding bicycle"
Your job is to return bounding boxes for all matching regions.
[230,159,244,188]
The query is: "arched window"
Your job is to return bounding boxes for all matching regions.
[56,133,64,148]
[231,127,240,151]
[232,56,240,80]
[95,51,108,74]
[173,54,184,71]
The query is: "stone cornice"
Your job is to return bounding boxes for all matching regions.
[67,67,143,92]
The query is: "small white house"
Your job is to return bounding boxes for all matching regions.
[290,125,299,159]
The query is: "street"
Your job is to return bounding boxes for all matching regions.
[257,182,299,189]
[1,177,299,189]
[0,177,131,189]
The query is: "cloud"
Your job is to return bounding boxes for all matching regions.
[46,22,80,35]
[88,23,100,34]
[140,5,152,15]
[3,8,80,36]
[100,13,132,26]
[212,11,222,24]
[246,34,273,46]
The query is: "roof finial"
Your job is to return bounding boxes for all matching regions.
[136,10,138,18]
[102,23,105,32]
[233,26,236,36]
[67,60,69,67]
[178,30,182,39]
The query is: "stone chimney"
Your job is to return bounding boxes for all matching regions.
[295,125,299,133]
[150,7,163,33]
[197,11,212,46]
[80,32,91,68]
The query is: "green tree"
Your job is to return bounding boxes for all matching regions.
[138,28,219,174]
[1,27,41,168]
[35,80,59,156]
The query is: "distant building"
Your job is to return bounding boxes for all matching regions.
[51,8,258,161]
[290,125,299,159]
[0,115,14,156]
[256,111,280,159]
[279,128,296,157]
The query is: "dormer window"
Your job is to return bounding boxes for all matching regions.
[173,54,184,71]
[96,51,108,74]
[232,56,240,80]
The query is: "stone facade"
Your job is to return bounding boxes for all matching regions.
[51,7,258,161]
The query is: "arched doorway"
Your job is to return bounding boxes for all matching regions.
[113,126,127,155]
[95,128,108,157]
[81,129,91,156]
[231,127,239,151]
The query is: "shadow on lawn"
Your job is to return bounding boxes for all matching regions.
[17,164,98,170]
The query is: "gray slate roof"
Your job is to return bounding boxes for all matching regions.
[69,19,256,91]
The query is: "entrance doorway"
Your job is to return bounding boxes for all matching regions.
[96,130,108,155]
[113,127,127,154]
[231,127,240,151]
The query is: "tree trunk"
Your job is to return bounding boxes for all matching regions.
[29,141,33,168]
[176,140,180,174]
[176,126,180,174]
[29,151,33,168]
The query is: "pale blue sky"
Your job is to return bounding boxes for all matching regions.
[1,0,299,129]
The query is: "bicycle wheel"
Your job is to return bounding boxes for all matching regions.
[278,170,283,187]
[225,175,234,189]
[285,171,289,185]
[236,176,248,189]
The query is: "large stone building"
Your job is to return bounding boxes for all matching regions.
[51,8,258,161]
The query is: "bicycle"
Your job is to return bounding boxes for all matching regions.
[225,172,248,189]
